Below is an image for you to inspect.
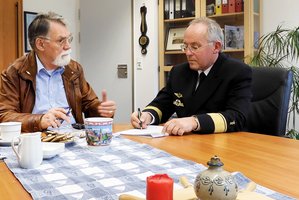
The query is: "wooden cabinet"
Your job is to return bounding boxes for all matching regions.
[158,0,261,89]
[0,0,23,76]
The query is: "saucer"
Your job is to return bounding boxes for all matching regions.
[42,142,65,159]
[0,139,18,146]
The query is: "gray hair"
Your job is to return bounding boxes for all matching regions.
[189,17,224,46]
[28,11,68,50]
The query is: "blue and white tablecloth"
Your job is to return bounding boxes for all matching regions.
[0,136,295,200]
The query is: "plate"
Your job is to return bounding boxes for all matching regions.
[42,142,65,159]
[0,139,18,146]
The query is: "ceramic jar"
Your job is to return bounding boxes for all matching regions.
[194,156,238,200]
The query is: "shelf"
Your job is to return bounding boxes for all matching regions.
[165,50,184,55]
[164,17,195,23]
[208,12,244,19]
[222,49,244,53]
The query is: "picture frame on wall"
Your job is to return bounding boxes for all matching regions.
[24,11,38,53]
[166,27,186,51]
[224,25,244,50]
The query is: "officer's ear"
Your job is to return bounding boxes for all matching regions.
[212,41,222,54]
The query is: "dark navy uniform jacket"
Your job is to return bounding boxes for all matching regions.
[144,53,252,133]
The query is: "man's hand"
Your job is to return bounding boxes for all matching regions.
[97,90,116,118]
[162,117,198,136]
[130,111,152,129]
[40,108,71,130]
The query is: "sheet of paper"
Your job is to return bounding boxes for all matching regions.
[116,125,167,138]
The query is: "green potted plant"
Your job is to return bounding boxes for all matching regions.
[250,25,299,139]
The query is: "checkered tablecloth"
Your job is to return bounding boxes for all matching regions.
[0,136,295,200]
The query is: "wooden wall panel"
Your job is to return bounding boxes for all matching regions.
[0,0,23,75]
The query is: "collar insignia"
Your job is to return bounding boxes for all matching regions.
[174,93,183,98]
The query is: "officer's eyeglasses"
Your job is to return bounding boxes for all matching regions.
[181,42,213,53]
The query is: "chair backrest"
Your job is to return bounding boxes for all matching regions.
[246,67,293,136]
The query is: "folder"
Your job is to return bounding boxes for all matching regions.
[215,0,222,15]
[186,0,195,17]
[222,0,228,13]
[174,0,181,18]
[169,0,174,19]
[235,0,243,12]
[228,0,236,13]
[181,0,187,18]
[164,0,169,19]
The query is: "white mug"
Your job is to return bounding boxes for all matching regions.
[0,122,21,141]
[11,132,43,169]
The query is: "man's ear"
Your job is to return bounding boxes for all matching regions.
[35,38,45,51]
[213,41,222,54]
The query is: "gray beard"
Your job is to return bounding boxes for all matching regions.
[52,53,71,66]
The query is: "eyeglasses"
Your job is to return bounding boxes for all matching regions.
[39,35,73,47]
[181,42,213,53]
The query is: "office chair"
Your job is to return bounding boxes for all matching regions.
[246,67,293,136]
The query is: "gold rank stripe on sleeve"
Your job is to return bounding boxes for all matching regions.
[144,106,163,123]
[207,113,227,133]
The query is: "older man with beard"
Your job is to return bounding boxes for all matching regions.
[0,12,116,132]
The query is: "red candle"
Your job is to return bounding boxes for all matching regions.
[146,174,173,200]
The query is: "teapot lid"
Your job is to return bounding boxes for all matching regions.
[207,155,224,167]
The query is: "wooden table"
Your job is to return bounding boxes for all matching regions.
[1,124,299,199]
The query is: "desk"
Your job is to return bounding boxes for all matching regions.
[1,124,299,199]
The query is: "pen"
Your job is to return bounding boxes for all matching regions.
[60,108,72,124]
[0,155,7,160]
[137,108,143,129]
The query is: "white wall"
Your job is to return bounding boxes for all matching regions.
[133,1,159,110]
[80,0,133,123]
[261,0,299,129]
[23,0,80,61]
[261,0,299,34]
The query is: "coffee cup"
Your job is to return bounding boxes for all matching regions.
[84,117,113,146]
[0,122,22,142]
[11,132,43,169]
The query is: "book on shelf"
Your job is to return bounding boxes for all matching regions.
[224,25,244,50]
[169,0,174,19]
[174,0,181,18]
[164,0,169,19]
[215,0,222,15]
[235,0,243,12]
[181,0,195,18]
[222,0,229,13]
[228,0,236,13]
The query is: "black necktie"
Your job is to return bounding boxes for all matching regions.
[194,72,206,92]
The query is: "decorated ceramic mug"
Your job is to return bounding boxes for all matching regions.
[84,117,113,146]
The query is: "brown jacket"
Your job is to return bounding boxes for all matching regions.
[0,51,102,132]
